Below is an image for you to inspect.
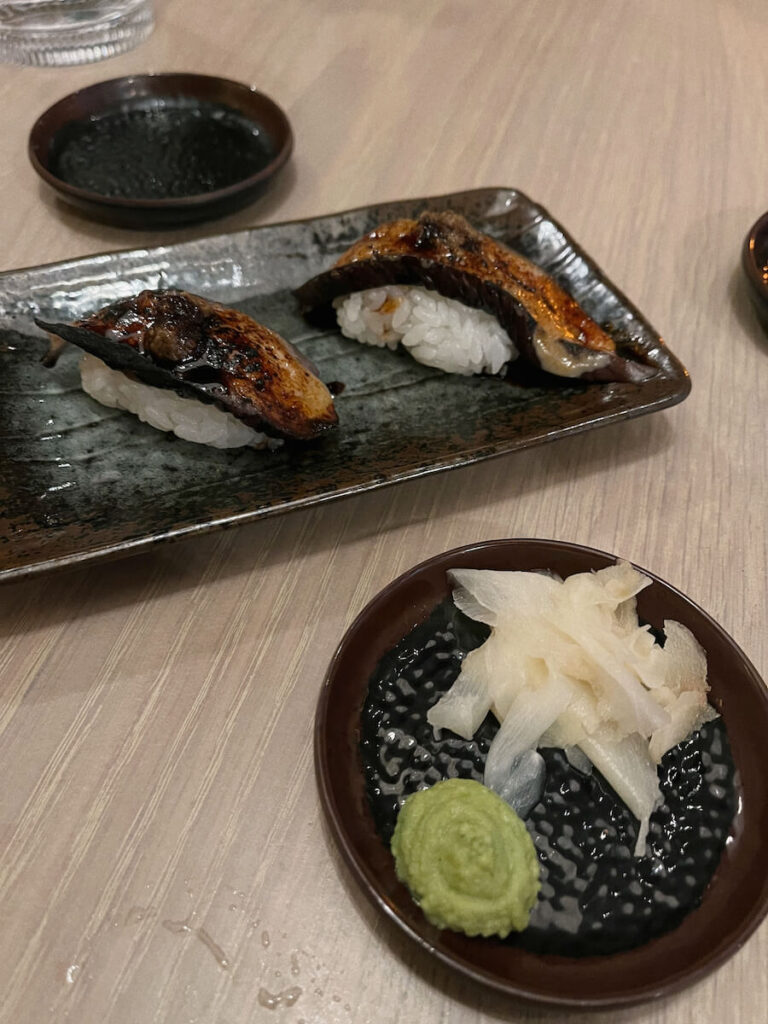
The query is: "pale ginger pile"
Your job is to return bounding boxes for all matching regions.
[427,561,716,855]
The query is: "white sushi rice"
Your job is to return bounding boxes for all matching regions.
[80,353,275,449]
[333,285,517,376]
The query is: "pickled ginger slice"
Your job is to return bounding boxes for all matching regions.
[646,619,715,759]
[426,653,493,740]
[489,749,547,819]
[563,563,659,661]
[649,692,718,763]
[483,672,576,799]
[449,568,561,627]
[562,560,652,614]
[577,732,663,856]
[659,620,709,695]
[430,560,714,857]
[550,609,671,738]
[539,696,601,750]
[427,618,565,737]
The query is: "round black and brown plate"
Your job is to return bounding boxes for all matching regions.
[28,73,293,227]
[315,539,768,1009]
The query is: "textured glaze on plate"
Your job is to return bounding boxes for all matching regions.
[0,189,689,580]
[315,539,768,1008]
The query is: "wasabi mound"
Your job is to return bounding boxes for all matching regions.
[391,778,540,938]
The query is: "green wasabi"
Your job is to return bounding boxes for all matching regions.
[391,778,540,938]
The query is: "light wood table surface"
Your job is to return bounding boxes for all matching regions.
[1,2,767,1022]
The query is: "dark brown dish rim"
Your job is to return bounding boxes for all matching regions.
[314,538,768,1009]
[27,72,293,224]
[742,210,768,318]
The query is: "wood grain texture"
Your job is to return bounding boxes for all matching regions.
[1,1,767,1021]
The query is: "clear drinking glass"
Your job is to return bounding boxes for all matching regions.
[0,0,154,66]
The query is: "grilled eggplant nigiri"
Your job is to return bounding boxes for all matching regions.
[294,210,653,383]
[38,289,339,445]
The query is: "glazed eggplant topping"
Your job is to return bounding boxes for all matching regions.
[295,211,654,383]
[38,289,339,440]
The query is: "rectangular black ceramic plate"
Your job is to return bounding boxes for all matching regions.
[0,188,689,581]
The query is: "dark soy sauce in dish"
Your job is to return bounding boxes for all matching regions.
[360,599,738,957]
[50,99,275,200]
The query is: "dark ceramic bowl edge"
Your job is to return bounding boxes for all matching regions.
[741,211,768,316]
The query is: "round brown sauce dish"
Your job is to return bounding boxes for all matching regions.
[28,73,293,227]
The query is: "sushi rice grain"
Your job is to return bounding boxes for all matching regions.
[334,285,517,376]
[80,353,276,450]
